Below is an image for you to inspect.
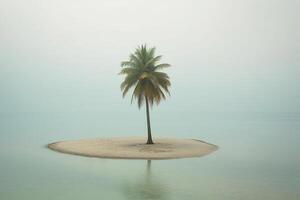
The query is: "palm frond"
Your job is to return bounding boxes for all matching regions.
[119,67,138,75]
[154,63,171,70]
[148,47,156,59]
[137,93,144,108]
[144,55,162,69]
[129,54,143,67]
[131,81,144,104]
[120,73,140,97]
[121,61,134,68]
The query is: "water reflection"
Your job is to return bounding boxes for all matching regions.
[122,160,169,200]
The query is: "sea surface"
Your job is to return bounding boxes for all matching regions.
[0,109,299,200]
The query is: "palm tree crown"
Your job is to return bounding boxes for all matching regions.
[120,45,171,108]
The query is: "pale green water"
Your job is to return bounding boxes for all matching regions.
[1,0,299,199]
[0,111,299,199]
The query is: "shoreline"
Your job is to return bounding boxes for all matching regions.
[48,137,218,160]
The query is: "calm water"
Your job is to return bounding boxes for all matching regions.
[1,0,299,199]
[0,111,299,200]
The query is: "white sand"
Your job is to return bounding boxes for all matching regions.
[48,137,218,160]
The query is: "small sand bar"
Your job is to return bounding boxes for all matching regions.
[48,137,218,160]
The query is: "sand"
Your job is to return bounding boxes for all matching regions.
[48,137,218,160]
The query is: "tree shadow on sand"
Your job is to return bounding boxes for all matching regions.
[122,160,169,200]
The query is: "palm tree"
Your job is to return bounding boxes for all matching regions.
[119,45,171,144]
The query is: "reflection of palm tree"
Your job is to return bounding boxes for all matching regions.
[147,160,151,174]
[122,160,168,200]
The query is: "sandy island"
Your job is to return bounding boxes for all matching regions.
[48,137,218,160]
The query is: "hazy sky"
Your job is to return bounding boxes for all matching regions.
[0,0,299,114]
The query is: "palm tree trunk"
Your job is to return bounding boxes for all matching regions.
[145,96,154,144]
